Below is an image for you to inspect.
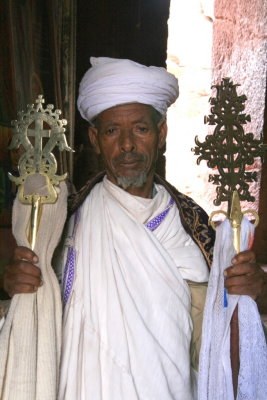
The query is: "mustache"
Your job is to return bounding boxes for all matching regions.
[113,153,147,164]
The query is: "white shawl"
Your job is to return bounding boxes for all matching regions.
[59,178,208,400]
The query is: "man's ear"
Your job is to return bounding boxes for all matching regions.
[88,126,101,154]
[158,120,167,149]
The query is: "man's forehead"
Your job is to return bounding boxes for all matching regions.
[96,103,155,123]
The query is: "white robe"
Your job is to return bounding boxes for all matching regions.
[59,177,208,400]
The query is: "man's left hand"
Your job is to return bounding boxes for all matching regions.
[224,250,267,304]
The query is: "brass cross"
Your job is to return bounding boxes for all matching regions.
[8,95,73,249]
[9,95,73,204]
[28,119,51,172]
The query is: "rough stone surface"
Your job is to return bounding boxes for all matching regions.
[211,0,267,213]
[212,0,266,136]
[212,0,267,262]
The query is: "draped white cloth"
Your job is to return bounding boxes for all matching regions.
[59,177,209,400]
[198,218,267,400]
[77,57,179,122]
[0,180,68,400]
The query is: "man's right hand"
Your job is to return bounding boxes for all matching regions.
[3,246,42,297]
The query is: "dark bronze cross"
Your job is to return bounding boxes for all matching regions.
[192,78,264,399]
[192,77,265,211]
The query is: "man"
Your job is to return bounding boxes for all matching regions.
[3,57,267,399]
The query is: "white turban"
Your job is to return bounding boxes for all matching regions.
[77,57,179,122]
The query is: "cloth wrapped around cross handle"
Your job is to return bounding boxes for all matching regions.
[193,78,267,399]
[0,96,73,400]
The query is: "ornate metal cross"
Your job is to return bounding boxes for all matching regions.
[9,95,73,204]
[192,77,266,398]
[8,95,73,248]
[192,77,265,252]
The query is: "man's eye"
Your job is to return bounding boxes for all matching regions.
[136,126,148,133]
[106,128,116,135]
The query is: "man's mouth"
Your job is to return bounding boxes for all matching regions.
[114,154,147,167]
[120,159,140,165]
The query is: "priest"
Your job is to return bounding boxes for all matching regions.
[3,57,267,400]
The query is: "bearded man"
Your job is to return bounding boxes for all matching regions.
[3,57,267,400]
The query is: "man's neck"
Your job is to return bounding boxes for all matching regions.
[106,174,155,199]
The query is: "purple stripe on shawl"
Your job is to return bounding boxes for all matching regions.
[145,198,174,232]
[63,248,76,307]
[63,210,80,307]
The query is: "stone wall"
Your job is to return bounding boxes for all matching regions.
[212,0,267,262]
[254,88,267,264]
[212,0,267,208]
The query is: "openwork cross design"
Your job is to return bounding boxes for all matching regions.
[192,78,265,207]
[8,95,73,204]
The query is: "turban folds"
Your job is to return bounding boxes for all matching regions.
[77,57,179,122]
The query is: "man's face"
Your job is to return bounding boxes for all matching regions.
[88,103,167,198]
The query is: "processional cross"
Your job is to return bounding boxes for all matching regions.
[192,77,265,253]
[8,95,73,249]
[192,77,266,397]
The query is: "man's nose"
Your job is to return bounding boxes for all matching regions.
[120,130,135,152]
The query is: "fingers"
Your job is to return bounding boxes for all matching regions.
[13,246,38,263]
[224,273,262,299]
[4,266,42,297]
[3,246,42,297]
[231,249,256,265]
[224,250,257,278]
[224,250,264,300]
[224,262,258,278]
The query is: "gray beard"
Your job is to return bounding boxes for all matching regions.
[116,171,148,190]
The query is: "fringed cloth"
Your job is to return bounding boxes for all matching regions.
[198,218,267,400]
[0,180,68,400]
